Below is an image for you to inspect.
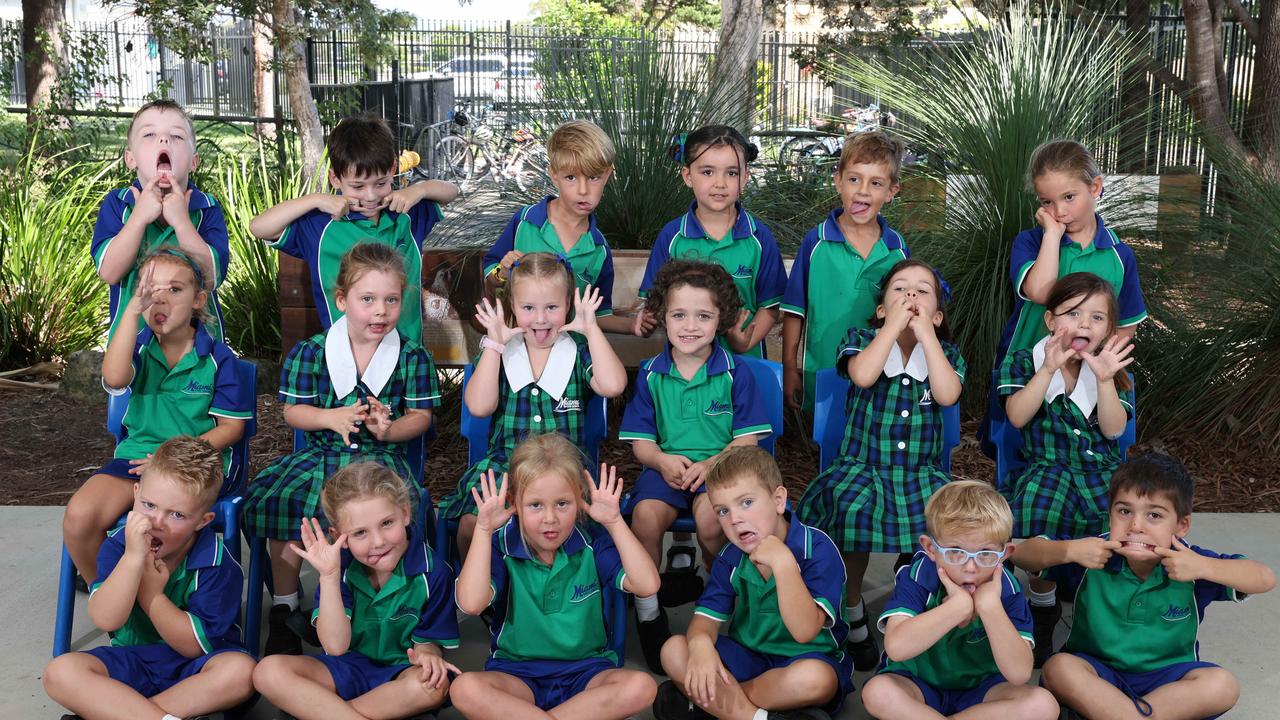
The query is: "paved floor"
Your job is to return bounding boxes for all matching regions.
[6,507,1277,719]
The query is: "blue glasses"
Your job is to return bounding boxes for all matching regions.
[929,538,1007,568]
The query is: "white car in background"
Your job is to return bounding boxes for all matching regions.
[425,54,543,103]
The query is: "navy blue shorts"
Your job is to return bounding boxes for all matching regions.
[486,656,615,710]
[86,644,247,697]
[715,635,854,714]
[1070,652,1222,718]
[95,457,139,480]
[314,652,411,700]
[630,468,706,513]
[881,670,1008,715]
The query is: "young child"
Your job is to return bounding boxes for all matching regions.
[982,139,1148,461]
[781,131,910,410]
[64,248,250,585]
[437,251,627,556]
[796,258,964,672]
[997,271,1135,664]
[619,259,772,671]
[253,462,460,719]
[861,480,1059,720]
[655,446,853,720]
[635,125,787,357]
[243,243,439,655]
[44,436,256,720]
[1014,453,1276,719]
[250,112,459,346]
[450,433,660,720]
[483,119,633,334]
[92,99,228,341]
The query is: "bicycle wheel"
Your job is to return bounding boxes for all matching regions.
[513,145,550,194]
[431,135,475,183]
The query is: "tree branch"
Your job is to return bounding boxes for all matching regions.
[1184,0,1257,167]
[1223,0,1259,45]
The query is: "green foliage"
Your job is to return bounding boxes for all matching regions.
[823,1,1144,411]
[0,143,116,369]
[533,0,718,30]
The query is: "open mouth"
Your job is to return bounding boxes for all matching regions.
[736,530,757,545]
[367,322,387,335]
[156,151,172,181]
[1122,541,1156,551]
[676,334,703,344]
[542,530,560,542]
[961,582,978,594]
[150,536,163,554]
[1070,336,1090,352]
[530,327,553,344]
[152,312,169,327]
[850,201,871,215]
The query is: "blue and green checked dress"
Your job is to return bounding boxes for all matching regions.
[437,334,596,519]
[797,327,966,553]
[995,344,1133,539]
[243,331,440,540]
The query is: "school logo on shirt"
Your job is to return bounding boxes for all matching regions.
[919,389,934,406]
[554,397,582,413]
[731,264,754,279]
[705,400,732,416]
[1161,604,1192,622]
[389,605,421,622]
[182,379,213,395]
[569,582,600,603]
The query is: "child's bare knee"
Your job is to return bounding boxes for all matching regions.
[1197,668,1241,710]
[617,670,658,707]
[861,674,908,716]
[206,652,256,697]
[782,663,836,703]
[1039,652,1082,691]
[1017,686,1060,720]
[43,653,91,695]
[251,655,292,695]
[659,634,690,676]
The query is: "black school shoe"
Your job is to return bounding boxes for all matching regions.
[659,546,705,607]
[637,606,672,674]
[263,604,303,656]
[652,679,714,720]
[767,708,832,720]
[1031,600,1062,668]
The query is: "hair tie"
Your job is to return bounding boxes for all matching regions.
[154,247,206,292]
[671,132,689,164]
[933,269,953,306]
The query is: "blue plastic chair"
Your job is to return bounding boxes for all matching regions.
[53,359,257,657]
[810,366,960,474]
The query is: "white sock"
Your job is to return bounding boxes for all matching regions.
[847,600,868,641]
[273,592,299,611]
[163,715,183,720]
[636,594,660,622]
[753,709,769,720]
[1028,587,1057,607]
[669,538,695,569]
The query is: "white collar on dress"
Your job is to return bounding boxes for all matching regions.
[1032,335,1098,417]
[501,332,577,401]
[325,315,400,399]
[883,341,929,382]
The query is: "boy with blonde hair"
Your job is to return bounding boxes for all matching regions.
[44,436,255,720]
[861,480,1058,719]
[483,119,635,334]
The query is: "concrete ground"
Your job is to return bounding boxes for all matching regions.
[5,507,1277,719]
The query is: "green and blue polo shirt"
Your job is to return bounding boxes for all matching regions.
[311,524,459,665]
[270,201,443,346]
[618,340,771,461]
[877,552,1034,690]
[91,523,244,653]
[91,180,229,342]
[782,211,910,409]
[483,197,615,317]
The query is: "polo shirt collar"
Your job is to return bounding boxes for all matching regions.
[679,202,753,240]
[123,179,216,211]
[780,512,811,560]
[525,196,607,245]
[501,333,577,400]
[884,341,929,382]
[138,320,216,364]
[1032,335,1098,417]
[648,338,734,377]
[497,516,590,561]
[820,210,906,251]
[182,523,225,570]
[400,522,432,576]
[325,315,401,400]
[1061,213,1116,250]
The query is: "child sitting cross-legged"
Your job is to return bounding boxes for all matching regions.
[861,480,1058,720]
[655,446,854,720]
[43,436,256,720]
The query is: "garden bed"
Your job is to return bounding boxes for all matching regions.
[4,388,1275,514]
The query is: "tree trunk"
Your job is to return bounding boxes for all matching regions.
[1244,0,1280,178]
[273,0,325,185]
[1118,0,1151,173]
[1183,0,1255,167]
[253,11,276,140]
[22,0,65,123]
[708,0,763,131]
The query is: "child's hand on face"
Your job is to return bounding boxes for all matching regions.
[561,285,603,335]
[681,459,713,491]
[160,187,194,229]
[583,463,623,526]
[327,402,369,448]
[1153,540,1208,582]
[288,517,346,578]
[406,646,460,691]
[655,453,692,488]
[1082,335,1134,382]
[311,192,352,220]
[1042,327,1075,372]
[748,534,792,571]
[384,187,421,214]
[1069,536,1122,569]
[363,397,393,440]
[883,295,915,334]
[129,177,165,225]
[127,261,161,317]
[631,308,657,338]
[127,453,153,476]
[935,568,976,627]
[907,301,937,340]
[471,470,515,534]
[972,573,1003,616]
[685,641,732,708]
[474,297,525,346]
[124,510,154,560]
[1036,207,1066,239]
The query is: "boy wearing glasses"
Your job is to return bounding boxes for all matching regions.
[860,480,1059,719]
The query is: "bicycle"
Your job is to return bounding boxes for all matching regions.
[417,107,550,194]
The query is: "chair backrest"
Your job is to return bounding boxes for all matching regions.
[460,363,609,471]
[811,367,959,474]
[109,358,258,498]
[737,356,784,456]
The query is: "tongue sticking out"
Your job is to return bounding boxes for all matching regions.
[1070,337,1089,352]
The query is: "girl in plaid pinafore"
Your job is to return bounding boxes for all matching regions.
[243,244,439,655]
[437,252,627,558]
[796,259,964,671]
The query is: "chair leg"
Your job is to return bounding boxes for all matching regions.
[244,536,268,655]
[53,544,77,657]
